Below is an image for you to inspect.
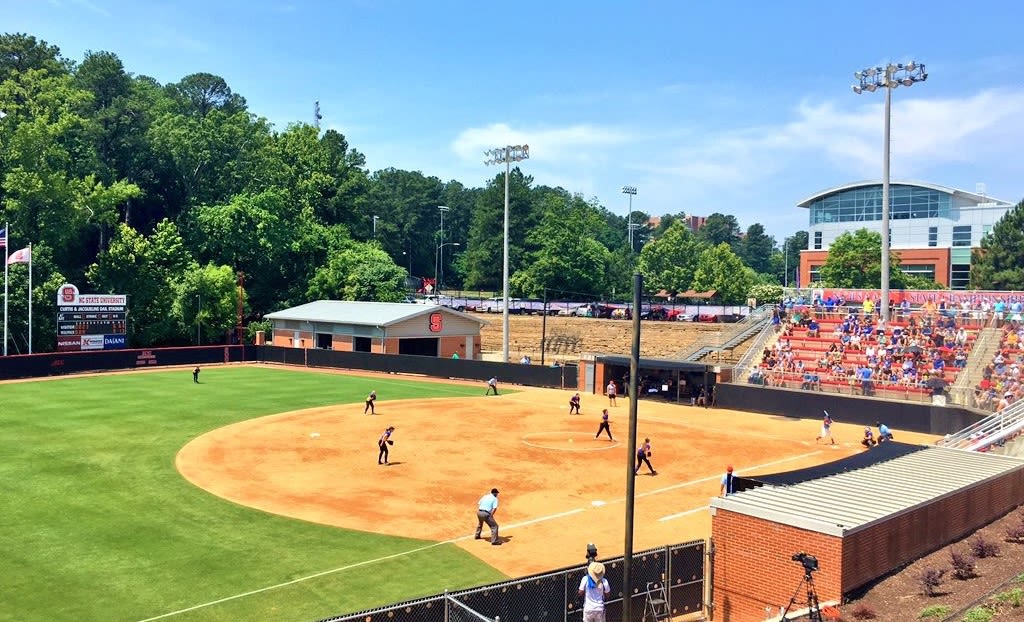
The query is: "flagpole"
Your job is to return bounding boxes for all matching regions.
[27,243,32,355]
[3,223,7,357]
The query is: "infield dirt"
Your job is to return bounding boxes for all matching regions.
[177,378,940,578]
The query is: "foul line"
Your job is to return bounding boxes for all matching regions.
[658,505,709,522]
[136,451,820,621]
[132,540,450,622]
[133,507,584,622]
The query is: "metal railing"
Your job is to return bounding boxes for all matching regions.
[935,398,1024,451]
[731,316,781,382]
[678,304,773,361]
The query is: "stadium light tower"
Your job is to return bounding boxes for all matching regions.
[852,61,927,322]
[437,206,450,295]
[485,145,530,362]
[622,186,638,251]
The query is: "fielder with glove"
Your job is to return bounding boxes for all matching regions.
[378,426,395,465]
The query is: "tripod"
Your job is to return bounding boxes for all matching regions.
[779,570,822,621]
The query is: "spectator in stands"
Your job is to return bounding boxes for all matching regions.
[994,298,1007,324]
[863,297,875,318]
[899,299,911,320]
[858,364,873,396]
[807,318,820,338]
[954,348,968,369]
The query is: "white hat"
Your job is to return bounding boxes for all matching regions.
[587,561,606,582]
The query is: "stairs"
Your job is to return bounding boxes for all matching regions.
[678,305,773,362]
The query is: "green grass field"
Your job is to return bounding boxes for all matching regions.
[0,366,506,622]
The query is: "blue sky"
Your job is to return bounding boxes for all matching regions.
[4,0,1023,241]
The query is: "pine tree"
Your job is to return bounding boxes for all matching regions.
[970,199,1024,289]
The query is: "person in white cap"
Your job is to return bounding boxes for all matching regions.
[578,560,610,622]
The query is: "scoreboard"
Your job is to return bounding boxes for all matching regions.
[55,283,128,351]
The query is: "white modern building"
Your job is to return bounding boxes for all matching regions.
[797,180,1015,288]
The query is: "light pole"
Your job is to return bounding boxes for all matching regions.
[372,215,379,238]
[196,293,201,345]
[485,144,530,362]
[622,186,637,251]
[436,242,460,295]
[783,237,790,288]
[852,61,927,322]
[437,206,449,295]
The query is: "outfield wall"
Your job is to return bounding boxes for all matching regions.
[256,345,578,390]
[717,382,985,435]
[0,345,253,380]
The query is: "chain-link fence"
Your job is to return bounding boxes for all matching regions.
[318,540,706,622]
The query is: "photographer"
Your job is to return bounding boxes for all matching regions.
[578,561,610,622]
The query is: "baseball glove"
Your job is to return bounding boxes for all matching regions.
[646,452,652,457]
[387,440,394,445]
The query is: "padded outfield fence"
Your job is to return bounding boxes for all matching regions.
[318,540,706,622]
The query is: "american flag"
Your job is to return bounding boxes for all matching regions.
[0,227,6,249]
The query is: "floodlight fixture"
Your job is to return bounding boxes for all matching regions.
[851,60,928,322]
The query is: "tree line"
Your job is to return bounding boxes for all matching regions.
[2,33,1020,351]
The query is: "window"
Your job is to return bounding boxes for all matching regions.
[901,264,936,282]
[950,264,971,290]
[952,226,972,247]
[928,226,938,247]
[807,184,951,225]
[809,265,822,284]
[813,231,822,250]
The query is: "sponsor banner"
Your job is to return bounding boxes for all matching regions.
[57,336,82,352]
[787,287,1024,305]
[81,335,105,350]
[103,334,126,349]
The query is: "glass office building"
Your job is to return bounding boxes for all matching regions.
[797,181,1014,289]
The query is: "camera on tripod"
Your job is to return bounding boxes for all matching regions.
[791,552,819,573]
[586,543,599,563]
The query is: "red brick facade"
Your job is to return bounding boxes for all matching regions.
[712,467,1024,621]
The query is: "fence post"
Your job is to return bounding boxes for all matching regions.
[707,539,716,621]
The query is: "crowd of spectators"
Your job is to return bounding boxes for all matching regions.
[973,321,1024,411]
[753,295,977,396]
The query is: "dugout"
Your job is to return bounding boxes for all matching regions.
[264,301,487,359]
[578,354,716,403]
[710,443,1024,621]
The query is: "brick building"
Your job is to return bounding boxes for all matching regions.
[710,443,1024,621]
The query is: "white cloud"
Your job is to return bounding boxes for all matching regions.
[451,122,632,165]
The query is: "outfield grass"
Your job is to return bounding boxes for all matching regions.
[0,366,507,622]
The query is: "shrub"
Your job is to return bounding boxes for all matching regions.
[961,605,994,622]
[950,550,977,580]
[994,587,1024,608]
[1006,521,1024,543]
[969,535,1000,558]
[850,604,877,620]
[918,567,948,596]
[918,605,951,619]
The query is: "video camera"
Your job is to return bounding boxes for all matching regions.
[791,552,819,573]
[586,543,599,563]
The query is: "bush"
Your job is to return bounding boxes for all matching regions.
[918,567,948,596]
[969,535,1000,559]
[950,550,977,580]
[961,605,994,622]
[1006,521,1024,543]
[850,604,878,620]
[918,605,951,619]
[994,587,1024,608]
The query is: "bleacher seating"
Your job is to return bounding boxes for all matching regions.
[751,302,981,403]
[972,320,1024,411]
